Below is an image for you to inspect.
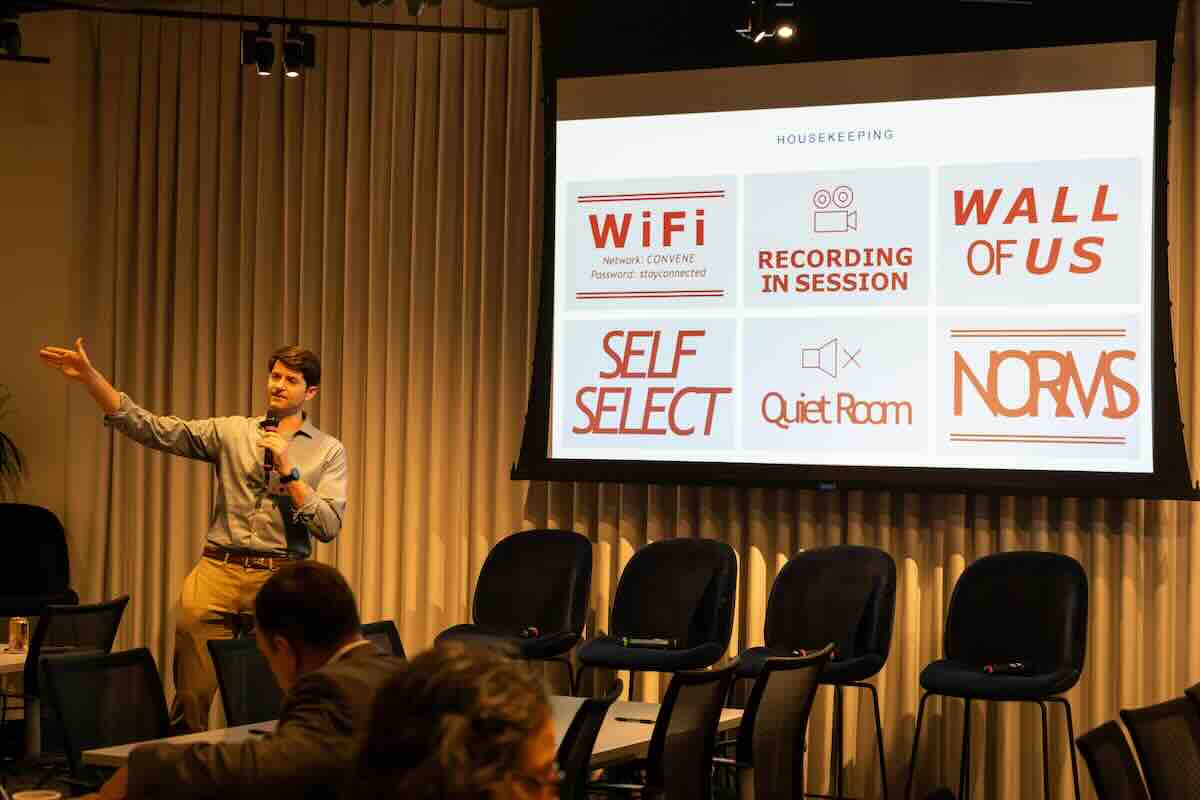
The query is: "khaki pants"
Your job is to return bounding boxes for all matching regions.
[172,556,274,732]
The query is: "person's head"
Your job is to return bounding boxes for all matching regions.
[266,345,321,417]
[351,642,557,800]
[253,561,361,691]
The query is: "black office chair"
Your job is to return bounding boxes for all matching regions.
[41,648,170,785]
[362,620,406,658]
[577,538,737,695]
[719,645,834,800]
[1075,719,1149,800]
[0,504,79,617]
[437,529,591,693]
[1119,697,1200,800]
[903,551,1087,800]
[590,665,736,800]
[734,545,895,799]
[558,680,623,800]
[0,595,130,755]
[207,637,285,727]
[1183,681,1200,715]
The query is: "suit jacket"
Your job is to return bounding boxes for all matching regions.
[127,642,399,800]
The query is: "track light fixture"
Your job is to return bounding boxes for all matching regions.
[282,25,315,78]
[241,22,273,76]
[737,0,798,44]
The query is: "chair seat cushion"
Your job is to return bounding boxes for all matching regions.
[435,624,579,660]
[920,659,1081,700]
[734,646,884,684]
[577,636,724,672]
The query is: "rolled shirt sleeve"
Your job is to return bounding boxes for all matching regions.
[293,443,348,543]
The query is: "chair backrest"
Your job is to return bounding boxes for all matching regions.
[557,680,623,800]
[41,647,170,774]
[208,637,285,727]
[472,529,593,638]
[362,620,406,658]
[1183,682,1200,713]
[763,546,895,665]
[1076,720,1149,800]
[0,503,76,603]
[610,538,738,651]
[944,551,1087,679]
[1120,697,1200,800]
[735,645,833,800]
[24,595,130,697]
[645,664,736,800]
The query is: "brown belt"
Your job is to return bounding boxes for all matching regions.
[203,545,298,571]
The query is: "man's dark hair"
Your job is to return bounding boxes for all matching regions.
[267,345,321,388]
[255,561,360,652]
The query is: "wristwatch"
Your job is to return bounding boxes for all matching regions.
[279,467,301,485]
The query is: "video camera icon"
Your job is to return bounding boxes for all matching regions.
[801,338,862,379]
[812,185,857,233]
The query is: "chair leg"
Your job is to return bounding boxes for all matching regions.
[1048,696,1083,800]
[855,681,889,800]
[903,692,932,800]
[1036,701,1051,800]
[575,664,590,696]
[830,684,844,798]
[958,698,972,800]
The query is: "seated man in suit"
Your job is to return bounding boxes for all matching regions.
[93,561,400,800]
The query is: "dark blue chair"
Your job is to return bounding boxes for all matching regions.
[436,529,592,692]
[1119,697,1200,800]
[0,504,79,617]
[1075,719,1149,800]
[734,545,895,800]
[558,680,623,800]
[719,645,834,800]
[577,538,737,694]
[904,551,1087,800]
[361,620,406,658]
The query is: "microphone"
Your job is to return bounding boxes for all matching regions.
[261,411,279,473]
[619,636,680,650]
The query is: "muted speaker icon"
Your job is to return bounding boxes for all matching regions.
[801,338,840,378]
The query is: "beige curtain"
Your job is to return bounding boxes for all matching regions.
[58,2,1200,797]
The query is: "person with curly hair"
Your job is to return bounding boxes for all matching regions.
[347,642,560,800]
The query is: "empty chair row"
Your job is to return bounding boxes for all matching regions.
[439,529,1089,800]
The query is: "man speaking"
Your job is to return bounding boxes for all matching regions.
[39,338,348,732]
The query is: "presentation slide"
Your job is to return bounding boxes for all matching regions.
[549,44,1156,474]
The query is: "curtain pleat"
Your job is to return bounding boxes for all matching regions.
[57,3,1200,797]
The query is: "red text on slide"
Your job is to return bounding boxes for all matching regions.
[572,330,732,436]
[954,349,1139,419]
[953,184,1119,277]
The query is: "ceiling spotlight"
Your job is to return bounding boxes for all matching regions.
[283,26,315,78]
[0,20,20,57]
[737,0,799,45]
[241,23,274,76]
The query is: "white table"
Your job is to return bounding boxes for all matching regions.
[0,647,40,759]
[84,721,279,768]
[83,696,743,768]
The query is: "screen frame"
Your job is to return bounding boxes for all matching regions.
[514,6,1196,500]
